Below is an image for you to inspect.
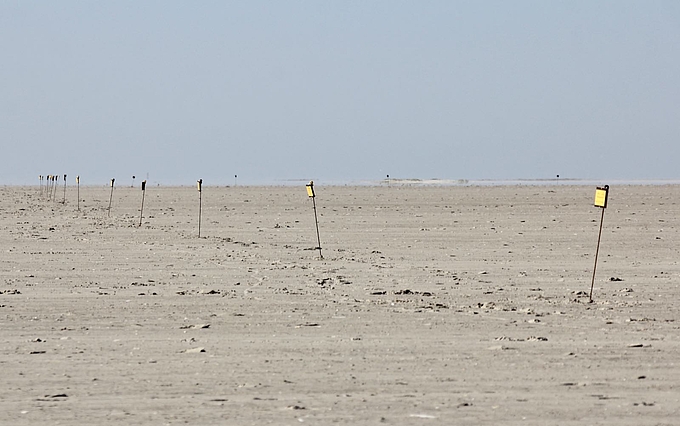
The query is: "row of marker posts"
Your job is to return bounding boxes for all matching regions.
[38,174,74,204]
[36,175,610,298]
[303,181,609,301]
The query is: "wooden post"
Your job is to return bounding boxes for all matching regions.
[197,179,203,238]
[589,185,609,302]
[62,174,67,204]
[108,178,115,217]
[306,181,323,259]
[139,180,147,227]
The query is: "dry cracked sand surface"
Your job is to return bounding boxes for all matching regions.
[1,184,679,425]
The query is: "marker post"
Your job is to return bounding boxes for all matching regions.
[108,178,115,217]
[589,185,609,302]
[39,175,43,196]
[197,179,203,238]
[62,174,67,204]
[138,180,147,226]
[52,175,59,200]
[306,181,323,259]
[76,176,80,211]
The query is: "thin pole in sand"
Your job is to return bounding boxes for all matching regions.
[108,178,115,217]
[62,174,67,204]
[197,179,203,238]
[589,185,609,302]
[132,175,136,188]
[39,175,43,196]
[138,180,147,227]
[306,181,323,259]
[387,174,390,187]
[234,174,237,186]
[53,175,59,200]
[76,176,80,211]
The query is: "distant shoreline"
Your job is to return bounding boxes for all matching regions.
[5,178,680,188]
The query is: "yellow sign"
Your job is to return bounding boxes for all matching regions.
[76,176,80,184]
[306,181,315,198]
[197,179,203,192]
[594,185,609,208]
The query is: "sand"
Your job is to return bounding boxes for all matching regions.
[1,183,678,425]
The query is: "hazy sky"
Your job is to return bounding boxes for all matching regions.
[2,1,679,185]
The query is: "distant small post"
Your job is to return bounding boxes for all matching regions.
[138,180,147,226]
[234,174,238,186]
[53,175,59,200]
[306,181,323,259]
[76,176,80,211]
[589,185,610,302]
[386,174,390,187]
[132,175,136,188]
[108,178,115,217]
[62,174,67,204]
[197,179,203,237]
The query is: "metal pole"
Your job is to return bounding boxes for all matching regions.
[62,174,67,204]
[76,176,80,211]
[108,179,115,217]
[139,180,146,227]
[197,179,203,238]
[312,196,323,259]
[589,207,606,302]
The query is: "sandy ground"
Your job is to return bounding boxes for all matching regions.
[1,183,678,425]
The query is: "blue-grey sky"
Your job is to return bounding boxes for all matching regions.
[2,1,679,185]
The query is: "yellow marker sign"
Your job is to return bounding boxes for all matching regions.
[306,181,315,198]
[594,185,609,208]
[197,179,202,192]
[76,176,80,184]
